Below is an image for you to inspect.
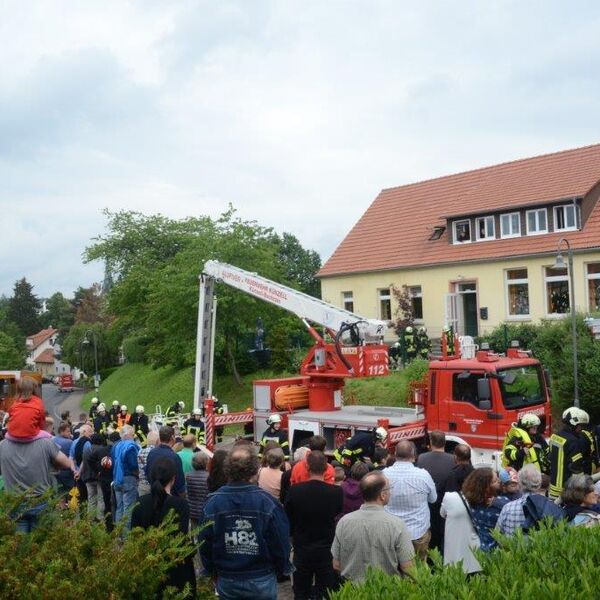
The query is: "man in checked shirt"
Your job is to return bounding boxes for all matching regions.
[382,440,437,560]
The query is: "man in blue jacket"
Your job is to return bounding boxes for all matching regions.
[111,424,139,530]
[199,446,291,599]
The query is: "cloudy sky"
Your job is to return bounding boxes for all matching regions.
[3,1,600,298]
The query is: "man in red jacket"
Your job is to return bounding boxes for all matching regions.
[291,435,335,485]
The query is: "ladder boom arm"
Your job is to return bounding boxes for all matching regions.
[203,260,388,341]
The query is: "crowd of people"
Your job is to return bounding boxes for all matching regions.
[1,377,600,599]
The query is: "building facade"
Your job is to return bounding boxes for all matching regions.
[319,144,600,340]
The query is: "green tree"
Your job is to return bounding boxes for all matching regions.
[8,278,41,335]
[40,292,75,334]
[0,331,25,369]
[61,323,117,375]
[0,295,24,347]
[273,232,322,297]
[74,283,106,325]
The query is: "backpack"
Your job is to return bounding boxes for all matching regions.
[522,494,566,532]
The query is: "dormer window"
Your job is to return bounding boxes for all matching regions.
[476,216,495,241]
[453,220,471,244]
[554,204,577,232]
[500,212,521,238]
[526,208,548,235]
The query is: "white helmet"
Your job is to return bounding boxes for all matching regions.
[91,397,98,405]
[97,403,106,412]
[192,408,202,416]
[375,426,388,442]
[563,407,589,427]
[519,413,541,428]
[120,405,128,412]
[112,400,119,407]
[135,405,144,414]
[178,401,185,410]
[267,414,282,426]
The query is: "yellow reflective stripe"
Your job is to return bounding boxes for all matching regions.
[572,453,583,462]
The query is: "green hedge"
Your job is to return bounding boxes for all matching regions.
[0,493,195,598]
[331,522,600,599]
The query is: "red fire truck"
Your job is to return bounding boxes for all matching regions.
[58,373,75,393]
[196,262,552,468]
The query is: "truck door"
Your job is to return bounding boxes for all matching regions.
[441,371,500,448]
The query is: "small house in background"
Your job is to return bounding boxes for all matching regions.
[25,327,71,378]
[318,144,600,340]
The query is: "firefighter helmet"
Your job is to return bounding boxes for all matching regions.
[405,326,413,334]
[112,400,119,407]
[519,413,541,429]
[375,426,388,442]
[267,414,282,426]
[178,401,185,410]
[91,397,98,405]
[418,326,427,335]
[192,408,202,416]
[135,405,144,414]
[394,342,401,348]
[97,403,106,412]
[120,405,128,412]
[562,407,589,427]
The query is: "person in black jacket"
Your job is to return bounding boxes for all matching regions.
[285,451,343,600]
[86,433,114,531]
[130,405,150,447]
[131,456,196,597]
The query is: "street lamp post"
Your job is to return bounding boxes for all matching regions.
[82,330,100,395]
[552,238,578,407]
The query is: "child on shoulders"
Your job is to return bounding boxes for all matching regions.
[5,376,51,442]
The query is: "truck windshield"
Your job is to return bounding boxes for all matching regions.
[497,365,545,410]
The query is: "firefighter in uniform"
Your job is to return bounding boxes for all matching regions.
[116,405,131,431]
[333,427,388,468]
[183,408,205,446]
[416,326,431,360]
[549,407,588,499]
[89,397,99,420]
[389,342,402,370]
[502,413,548,472]
[109,400,121,426]
[442,326,455,355]
[165,401,185,427]
[259,414,289,460]
[130,405,149,447]
[402,326,417,362]
[93,403,111,437]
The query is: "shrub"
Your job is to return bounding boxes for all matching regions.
[122,333,151,363]
[0,493,195,598]
[331,521,600,599]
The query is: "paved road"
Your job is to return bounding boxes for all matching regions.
[42,383,85,424]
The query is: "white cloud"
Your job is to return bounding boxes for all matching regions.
[2,0,600,298]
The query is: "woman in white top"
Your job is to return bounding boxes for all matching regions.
[440,491,481,574]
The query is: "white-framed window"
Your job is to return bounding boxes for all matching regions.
[587,263,600,312]
[453,219,471,244]
[342,291,354,313]
[408,286,423,320]
[553,204,577,232]
[500,212,521,238]
[526,208,548,235]
[476,216,495,241]
[544,266,570,315]
[505,268,530,317]
[378,288,391,321]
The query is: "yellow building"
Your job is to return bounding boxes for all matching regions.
[318,144,600,340]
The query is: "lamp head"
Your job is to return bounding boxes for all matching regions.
[553,253,566,270]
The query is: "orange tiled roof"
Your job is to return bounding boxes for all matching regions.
[319,144,600,277]
[27,328,57,349]
[35,348,55,364]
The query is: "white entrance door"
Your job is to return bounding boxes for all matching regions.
[444,293,464,335]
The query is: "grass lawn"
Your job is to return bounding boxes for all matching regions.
[84,360,429,414]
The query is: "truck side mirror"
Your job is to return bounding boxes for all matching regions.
[477,378,491,401]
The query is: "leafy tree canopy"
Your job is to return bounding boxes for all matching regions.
[85,207,321,378]
[0,331,25,369]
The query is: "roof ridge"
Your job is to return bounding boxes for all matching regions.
[380,142,600,195]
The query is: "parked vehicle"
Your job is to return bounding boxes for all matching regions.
[58,374,74,393]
